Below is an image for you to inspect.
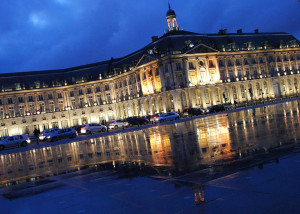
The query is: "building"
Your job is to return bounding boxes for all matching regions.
[0,5,299,136]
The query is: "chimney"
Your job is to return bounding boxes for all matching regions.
[254,29,259,34]
[223,29,228,34]
[152,36,159,42]
[218,29,224,35]
[237,29,243,34]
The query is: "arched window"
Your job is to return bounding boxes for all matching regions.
[256,83,261,96]
[195,90,201,105]
[240,85,245,98]
[204,89,210,104]
[181,92,187,108]
[232,86,237,99]
[264,81,269,94]
[215,89,220,102]
[287,79,292,90]
[294,78,298,90]
[281,80,286,92]
[169,95,174,109]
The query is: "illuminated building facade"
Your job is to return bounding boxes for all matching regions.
[0,5,300,135]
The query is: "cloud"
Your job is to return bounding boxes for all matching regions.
[0,0,299,74]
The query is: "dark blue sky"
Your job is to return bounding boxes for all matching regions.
[0,0,299,74]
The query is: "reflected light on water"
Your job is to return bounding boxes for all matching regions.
[1,100,300,186]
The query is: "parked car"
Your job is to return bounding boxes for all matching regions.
[71,125,83,133]
[182,108,204,117]
[123,117,148,126]
[80,123,107,134]
[149,113,161,122]
[0,135,30,150]
[156,112,180,122]
[207,104,226,113]
[108,120,129,129]
[39,128,60,141]
[47,128,78,142]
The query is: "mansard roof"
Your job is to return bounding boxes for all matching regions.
[0,30,299,92]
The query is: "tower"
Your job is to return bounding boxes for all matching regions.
[166,3,179,32]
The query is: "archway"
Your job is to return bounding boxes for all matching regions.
[181,91,187,109]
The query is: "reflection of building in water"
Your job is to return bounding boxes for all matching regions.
[148,127,173,166]
[1,100,300,186]
[227,100,300,156]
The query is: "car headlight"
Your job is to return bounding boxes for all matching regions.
[46,136,50,139]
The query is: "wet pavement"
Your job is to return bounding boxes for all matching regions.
[1,99,300,213]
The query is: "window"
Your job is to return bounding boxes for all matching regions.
[218,60,224,67]
[96,86,101,92]
[8,107,14,117]
[240,85,245,98]
[48,94,53,100]
[252,58,257,64]
[256,83,261,95]
[29,104,35,113]
[123,80,127,87]
[244,58,248,65]
[38,95,44,101]
[155,69,160,77]
[71,99,76,109]
[78,89,83,95]
[39,103,45,112]
[18,97,24,103]
[105,85,110,91]
[165,65,169,73]
[79,98,84,107]
[58,100,64,111]
[69,91,74,97]
[97,95,102,105]
[7,98,13,104]
[227,60,232,66]
[119,82,122,88]
[115,83,118,89]
[268,56,274,62]
[19,106,25,116]
[143,72,147,80]
[88,96,93,106]
[288,79,292,90]
[176,63,182,71]
[264,81,269,94]
[28,96,34,102]
[49,102,55,112]
[86,88,92,94]
[0,100,2,105]
[259,57,264,64]
[188,62,194,69]
[232,86,237,99]
[209,60,215,68]
[204,89,210,104]
[277,56,281,62]
[236,59,241,66]
[57,93,63,99]
[106,93,111,103]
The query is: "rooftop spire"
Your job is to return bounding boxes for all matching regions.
[166,2,179,32]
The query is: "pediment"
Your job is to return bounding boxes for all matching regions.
[185,43,218,54]
[136,54,157,67]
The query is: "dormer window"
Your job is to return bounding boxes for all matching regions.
[15,83,22,91]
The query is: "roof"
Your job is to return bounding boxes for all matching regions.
[0,30,299,91]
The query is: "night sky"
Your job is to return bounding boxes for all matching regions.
[0,0,299,74]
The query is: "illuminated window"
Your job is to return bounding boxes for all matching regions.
[88,96,93,105]
[264,81,269,94]
[240,85,245,98]
[204,89,210,104]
